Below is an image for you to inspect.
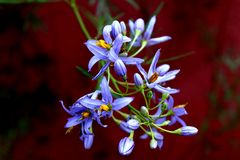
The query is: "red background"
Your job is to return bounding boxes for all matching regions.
[0,0,240,159]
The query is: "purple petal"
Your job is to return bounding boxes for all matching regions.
[112,97,134,111]
[128,20,135,35]
[157,140,163,149]
[176,116,187,126]
[65,116,81,128]
[103,25,112,44]
[114,59,127,77]
[59,100,71,115]
[92,61,110,80]
[148,49,160,79]
[83,134,94,149]
[121,57,144,65]
[154,85,180,94]
[113,34,123,54]
[85,40,108,59]
[88,56,100,71]
[80,97,103,109]
[112,20,121,38]
[136,64,148,80]
[156,64,170,76]
[100,77,113,104]
[158,69,180,83]
[167,95,174,109]
[147,36,172,46]
[108,48,119,62]
[144,15,156,40]
[173,107,187,116]
[140,133,148,139]
[123,36,131,43]
[120,21,126,34]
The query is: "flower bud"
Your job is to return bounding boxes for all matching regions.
[150,138,158,149]
[135,18,145,32]
[127,119,140,130]
[114,59,127,77]
[161,102,168,111]
[174,126,198,136]
[161,93,169,101]
[118,137,135,156]
[147,91,153,99]
[134,73,143,87]
[120,21,126,34]
[112,20,121,38]
[140,106,149,116]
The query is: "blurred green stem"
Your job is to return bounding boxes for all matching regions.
[70,0,91,39]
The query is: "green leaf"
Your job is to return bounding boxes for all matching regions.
[152,1,165,16]
[76,66,92,78]
[0,0,61,4]
[125,0,140,10]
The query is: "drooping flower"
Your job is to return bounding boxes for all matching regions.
[129,16,172,47]
[79,77,134,117]
[118,137,135,156]
[86,24,144,80]
[60,91,105,149]
[136,49,180,94]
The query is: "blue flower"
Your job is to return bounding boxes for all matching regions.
[79,77,134,117]
[118,137,135,156]
[129,16,171,47]
[86,23,144,80]
[165,95,188,126]
[136,49,180,94]
[60,91,106,149]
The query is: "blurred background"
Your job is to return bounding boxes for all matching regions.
[0,0,240,159]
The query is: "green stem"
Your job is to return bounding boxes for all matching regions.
[70,0,91,40]
[110,88,141,96]
[127,30,141,52]
[141,89,149,109]
[152,123,175,134]
[130,40,147,57]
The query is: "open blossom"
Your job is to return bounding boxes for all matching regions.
[80,77,134,117]
[60,91,105,149]
[129,16,172,47]
[137,49,180,94]
[85,21,144,80]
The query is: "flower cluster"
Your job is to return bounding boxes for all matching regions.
[61,15,198,156]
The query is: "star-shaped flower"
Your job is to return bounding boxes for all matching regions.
[136,49,180,94]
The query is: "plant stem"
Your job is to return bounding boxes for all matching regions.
[70,0,91,40]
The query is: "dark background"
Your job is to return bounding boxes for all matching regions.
[0,0,240,159]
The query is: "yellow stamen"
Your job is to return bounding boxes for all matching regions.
[100,104,110,111]
[96,40,111,49]
[82,111,90,118]
[148,72,159,83]
[65,126,74,134]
